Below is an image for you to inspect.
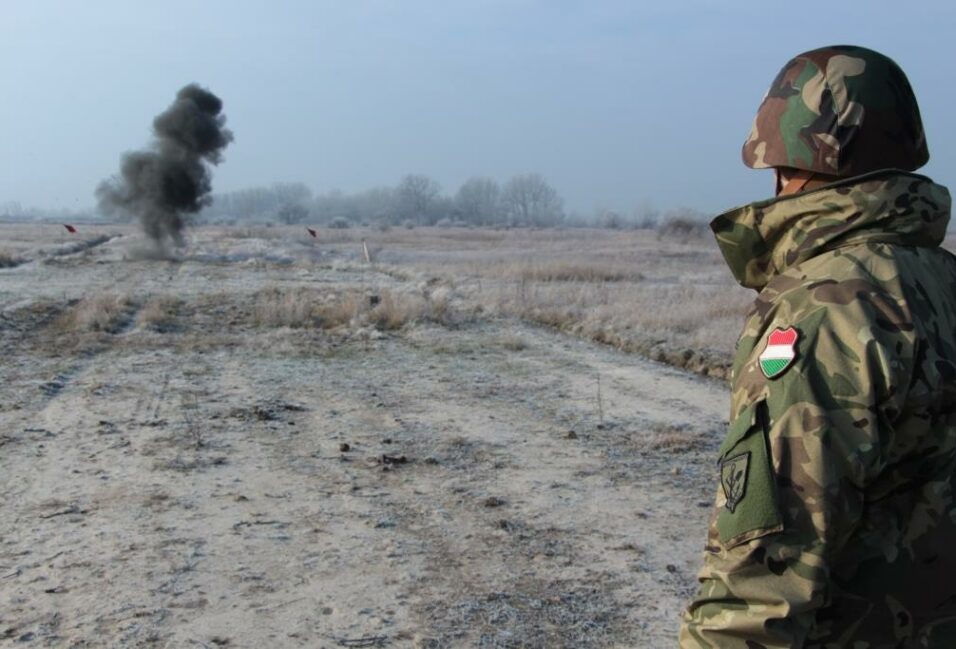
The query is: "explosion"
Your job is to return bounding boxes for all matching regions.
[97,84,233,253]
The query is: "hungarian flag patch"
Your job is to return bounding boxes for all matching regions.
[758,327,799,379]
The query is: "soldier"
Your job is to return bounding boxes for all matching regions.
[680,45,956,647]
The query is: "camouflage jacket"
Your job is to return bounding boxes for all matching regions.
[680,171,956,648]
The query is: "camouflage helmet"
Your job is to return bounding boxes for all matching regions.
[743,45,928,176]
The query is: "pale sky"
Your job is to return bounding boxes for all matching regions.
[2,0,954,215]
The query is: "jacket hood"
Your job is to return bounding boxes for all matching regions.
[711,170,952,290]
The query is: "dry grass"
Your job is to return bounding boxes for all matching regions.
[137,295,183,332]
[483,285,750,377]
[253,287,361,329]
[0,250,24,268]
[470,278,748,379]
[353,227,752,378]
[496,333,529,351]
[251,286,454,331]
[366,292,426,330]
[656,216,710,240]
[494,261,644,283]
[43,234,112,258]
[255,226,749,377]
[3,224,754,378]
[54,293,135,334]
[227,226,287,240]
[649,422,707,453]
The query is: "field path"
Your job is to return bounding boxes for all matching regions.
[0,315,726,648]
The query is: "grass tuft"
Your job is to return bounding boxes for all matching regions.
[137,295,183,332]
[251,287,452,332]
[649,422,706,453]
[0,250,24,268]
[54,293,135,334]
[253,287,360,329]
[367,292,426,330]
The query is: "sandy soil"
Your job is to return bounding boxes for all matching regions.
[0,226,727,648]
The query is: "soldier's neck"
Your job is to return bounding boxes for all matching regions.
[775,168,840,196]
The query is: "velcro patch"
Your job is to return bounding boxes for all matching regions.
[720,452,750,513]
[758,326,800,379]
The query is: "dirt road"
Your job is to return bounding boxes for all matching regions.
[0,229,727,648]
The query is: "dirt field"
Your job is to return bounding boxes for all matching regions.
[1,224,736,648]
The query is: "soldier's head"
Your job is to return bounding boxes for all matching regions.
[743,45,928,196]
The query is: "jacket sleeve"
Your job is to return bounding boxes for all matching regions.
[679,306,908,648]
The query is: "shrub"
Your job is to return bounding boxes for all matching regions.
[0,250,24,268]
[367,293,427,330]
[328,217,352,229]
[492,262,644,283]
[54,293,134,333]
[253,288,359,329]
[137,295,183,332]
[656,209,709,239]
[277,202,309,225]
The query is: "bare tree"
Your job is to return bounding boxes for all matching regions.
[455,177,500,226]
[656,207,710,240]
[203,182,311,222]
[353,186,397,225]
[271,182,312,207]
[396,174,441,225]
[277,202,309,224]
[501,173,564,227]
[633,200,660,229]
[595,208,625,229]
[202,174,571,229]
[312,188,348,223]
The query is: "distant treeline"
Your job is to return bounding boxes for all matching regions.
[201,174,564,228]
[198,174,709,230]
[0,174,712,232]
[0,201,98,223]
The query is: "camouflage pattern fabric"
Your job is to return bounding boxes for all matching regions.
[742,46,929,177]
[680,171,956,648]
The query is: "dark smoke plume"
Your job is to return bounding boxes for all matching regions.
[97,84,233,252]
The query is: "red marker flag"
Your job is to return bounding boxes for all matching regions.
[307,227,317,238]
[63,224,77,234]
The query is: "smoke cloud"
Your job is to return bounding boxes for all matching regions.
[97,84,233,252]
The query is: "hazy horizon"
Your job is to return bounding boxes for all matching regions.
[3,1,955,218]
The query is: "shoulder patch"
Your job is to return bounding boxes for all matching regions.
[721,452,750,513]
[758,327,799,379]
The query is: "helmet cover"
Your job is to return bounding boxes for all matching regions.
[743,45,928,176]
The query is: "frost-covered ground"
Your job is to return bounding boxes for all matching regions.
[0,225,730,647]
